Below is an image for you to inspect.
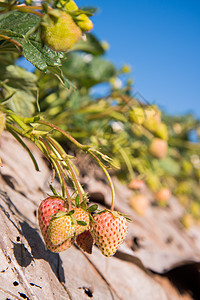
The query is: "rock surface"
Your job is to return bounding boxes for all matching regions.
[0,132,199,300]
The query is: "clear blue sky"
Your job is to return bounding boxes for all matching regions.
[77,0,200,118]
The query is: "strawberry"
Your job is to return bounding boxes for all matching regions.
[129,107,145,125]
[128,178,145,190]
[149,138,168,159]
[48,212,75,246]
[40,10,82,52]
[73,207,90,235]
[155,188,171,205]
[129,194,149,216]
[75,14,93,32]
[38,196,73,252]
[47,207,90,247]
[76,230,94,254]
[91,211,128,257]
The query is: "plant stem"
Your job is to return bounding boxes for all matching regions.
[88,150,115,211]
[118,146,135,180]
[0,35,22,52]
[40,137,72,207]
[38,120,90,151]
[46,136,84,204]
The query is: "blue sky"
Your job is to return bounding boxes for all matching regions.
[76,0,200,118]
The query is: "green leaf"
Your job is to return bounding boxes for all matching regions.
[75,195,80,207]
[89,214,96,223]
[87,204,98,213]
[76,220,87,226]
[0,11,71,88]
[67,210,75,216]
[71,33,105,56]
[80,200,87,210]
[48,66,73,90]
[51,211,67,219]
[0,65,38,117]
[0,11,62,68]
[62,53,116,88]
[159,157,181,176]
[49,184,59,196]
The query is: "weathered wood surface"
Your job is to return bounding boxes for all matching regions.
[0,132,199,300]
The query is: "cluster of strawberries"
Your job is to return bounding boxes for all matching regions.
[38,196,128,256]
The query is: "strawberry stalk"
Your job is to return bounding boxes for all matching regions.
[37,120,90,151]
[45,136,84,204]
[5,112,116,210]
[37,119,116,209]
[0,3,44,17]
[39,137,72,207]
[88,150,115,211]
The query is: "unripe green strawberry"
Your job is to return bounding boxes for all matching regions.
[131,124,143,137]
[146,174,160,192]
[48,212,75,246]
[64,0,78,11]
[155,122,168,140]
[73,207,90,235]
[75,14,93,32]
[149,138,168,159]
[143,106,161,132]
[76,230,94,254]
[40,10,82,52]
[129,107,145,125]
[38,197,73,252]
[91,211,128,257]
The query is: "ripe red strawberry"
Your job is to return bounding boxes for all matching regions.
[91,211,128,257]
[48,213,75,246]
[76,230,94,254]
[73,207,90,235]
[38,196,73,252]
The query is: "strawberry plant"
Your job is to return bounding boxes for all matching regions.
[0,0,131,255]
[1,0,200,260]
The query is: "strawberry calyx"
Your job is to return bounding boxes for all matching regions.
[93,208,131,222]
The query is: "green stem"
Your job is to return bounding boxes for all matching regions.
[37,120,90,151]
[88,150,115,211]
[0,3,44,17]
[40,137,72,207]
[15,6,43,17]
[118,146,135,180]
[8,114,32,132]
[46,136,84,204]
[54,159,72,210]
[0,34,22,52]
[65,159,83,205]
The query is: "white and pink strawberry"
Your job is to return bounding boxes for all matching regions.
[91,210,128,257]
